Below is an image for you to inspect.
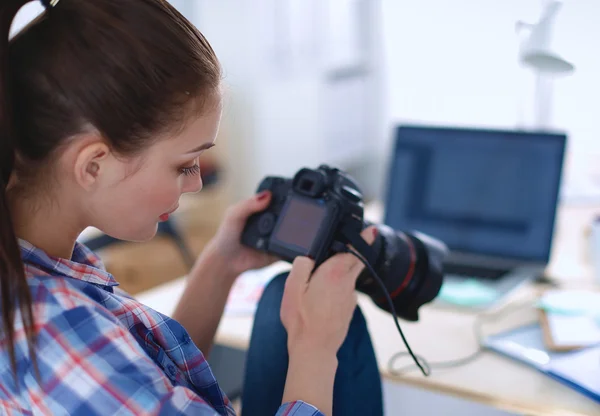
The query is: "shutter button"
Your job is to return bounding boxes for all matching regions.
[341,185,362,203]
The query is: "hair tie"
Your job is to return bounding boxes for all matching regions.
[40,0,60,9]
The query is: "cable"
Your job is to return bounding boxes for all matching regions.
[387,299,534,375]
[346,248,431,377]
[347,246,536,377]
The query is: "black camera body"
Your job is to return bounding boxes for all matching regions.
[241,165,448,321]
[242,165,366,266]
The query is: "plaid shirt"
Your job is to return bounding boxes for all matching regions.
[0,240,323,416]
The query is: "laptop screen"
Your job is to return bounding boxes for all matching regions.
[384,125,566,263]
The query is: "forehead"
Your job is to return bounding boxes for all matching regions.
[155,95,223,153]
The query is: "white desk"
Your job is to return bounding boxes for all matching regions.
[136,202,600,416]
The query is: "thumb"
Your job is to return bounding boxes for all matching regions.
[286,256,314,298]
[288,256,314,286]
[281,256,313,320]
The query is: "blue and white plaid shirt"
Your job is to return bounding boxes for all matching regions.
[0,240,323,415]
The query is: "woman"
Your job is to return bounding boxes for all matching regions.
[0,1,383,415]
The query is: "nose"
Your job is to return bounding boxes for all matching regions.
[182,175,203,194]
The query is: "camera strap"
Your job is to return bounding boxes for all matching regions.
[340,224,378,266]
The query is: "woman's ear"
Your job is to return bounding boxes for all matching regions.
[73,140,111,191]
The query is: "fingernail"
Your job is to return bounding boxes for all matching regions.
[257,191,269,201]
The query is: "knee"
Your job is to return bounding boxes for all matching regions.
[260,272,288,304]
[254,272,288,320]
[338,306,372,356]
[348,306,369,338]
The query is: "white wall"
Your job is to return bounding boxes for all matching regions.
[380,0,600,201]
[178,0,387,200]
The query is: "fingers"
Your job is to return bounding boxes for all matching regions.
[314,252,362,287]
[346,226,378,273]
[226,191,272,224]
[336,252,363,275]
[338,226,378,267]
[266,253,281,265]
[313,226,379,284]
[360,225,378,246]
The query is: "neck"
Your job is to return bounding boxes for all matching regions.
[8,190,86,260]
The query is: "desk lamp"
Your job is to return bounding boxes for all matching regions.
[516,0,574,130]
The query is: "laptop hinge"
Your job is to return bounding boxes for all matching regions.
[446,250,547,270]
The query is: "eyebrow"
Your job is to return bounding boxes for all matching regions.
[186,143,215,154]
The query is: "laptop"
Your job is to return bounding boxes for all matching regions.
[383,125,567,309]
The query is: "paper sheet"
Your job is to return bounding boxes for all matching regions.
[547,314,600,347]
[224,262,292,316]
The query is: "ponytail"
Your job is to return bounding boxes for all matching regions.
[0,0,39,386]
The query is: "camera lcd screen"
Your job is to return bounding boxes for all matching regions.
[273,198,327,253]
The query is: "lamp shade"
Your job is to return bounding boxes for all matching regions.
[518,0,574,75]
[521,50,574,73]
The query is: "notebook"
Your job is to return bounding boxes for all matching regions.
[538,290,600,351]
[539,309,600,351]
[483,323,600,403]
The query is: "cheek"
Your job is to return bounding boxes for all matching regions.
[142,176,182,213]
[91,168,184,242]
[115,170,182,220]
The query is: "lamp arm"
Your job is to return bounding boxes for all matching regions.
[515,21,534,33]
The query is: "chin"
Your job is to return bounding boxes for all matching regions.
[134,224,160,242]
[112,223,159,243]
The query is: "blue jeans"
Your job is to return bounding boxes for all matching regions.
[241,273,384,416]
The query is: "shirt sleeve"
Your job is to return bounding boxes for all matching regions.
[30,305,324,416]
[277,401,325,416]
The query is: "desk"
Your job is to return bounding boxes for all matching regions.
[136,201,600,416]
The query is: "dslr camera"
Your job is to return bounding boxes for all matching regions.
[241,165,448,321]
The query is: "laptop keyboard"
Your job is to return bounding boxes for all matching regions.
[443,263,508,280]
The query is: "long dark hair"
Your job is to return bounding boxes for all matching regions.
[0,0,221,383]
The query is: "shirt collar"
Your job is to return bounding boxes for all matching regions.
[19,239,119,287]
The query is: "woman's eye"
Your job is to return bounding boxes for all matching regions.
[179,164,201,177]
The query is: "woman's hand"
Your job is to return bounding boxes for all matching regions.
[280,226,377,414]
[203,190,279,278]
[280,226,378,355]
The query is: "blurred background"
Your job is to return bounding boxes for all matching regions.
[169,0,599,206]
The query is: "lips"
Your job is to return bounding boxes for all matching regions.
[159,204,179,221]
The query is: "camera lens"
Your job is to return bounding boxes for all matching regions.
[356,224,447,321]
